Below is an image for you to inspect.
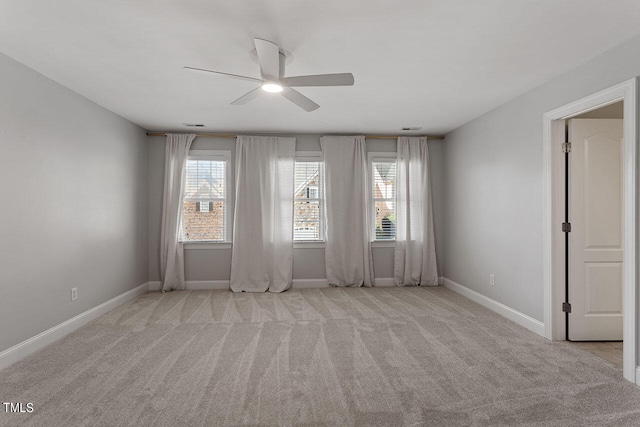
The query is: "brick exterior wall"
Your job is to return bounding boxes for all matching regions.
[181,175,393,241]
[182,201,225,240]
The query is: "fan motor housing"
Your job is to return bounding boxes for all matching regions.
[250,48,292,78]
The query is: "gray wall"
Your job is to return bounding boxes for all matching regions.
[442,33,640,321]
[0,52,148,353]
[148,135,446,282]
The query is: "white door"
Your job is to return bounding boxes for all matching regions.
[568,118,623,341]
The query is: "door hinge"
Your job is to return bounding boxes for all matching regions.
[562,142,571,153]
[562,222,571,232]
[562,302,572,313]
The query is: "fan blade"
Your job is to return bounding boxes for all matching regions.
[281,87,319,112]
[184,66,261,82]
[254,38,280,79]
[231,87,262,105]
[281,73,354,87]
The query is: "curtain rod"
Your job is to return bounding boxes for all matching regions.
[146,132,445,140]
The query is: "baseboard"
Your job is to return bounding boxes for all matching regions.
[292,279,329,288]
[148,280,229,291]
[148,281,162,291]
[292,278,397,288]
[635,367,640,387]
[149,277,401,291]
[186,280,229,290]
[375,278,396,287]
[442,277,545,337]
[150,279,331,291]
[0,282,150,372]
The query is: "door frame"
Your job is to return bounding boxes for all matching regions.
[542,78,637,383]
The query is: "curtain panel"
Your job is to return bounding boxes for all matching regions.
[394,136,438,286]
[320,135,374,287]
[230,135,296,293]
[160,133,196,291]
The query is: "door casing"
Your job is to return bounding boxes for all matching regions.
[542,78,637,383]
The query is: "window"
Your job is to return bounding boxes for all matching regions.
[370,154,397,240]
[294,154,324,241]
[182,151,231,241]
[197,200,210,213]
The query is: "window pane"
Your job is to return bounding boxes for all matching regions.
[375,200,396,239]
[294,161,323,241]
[294,198,321,239]
[373,161,396,199]
[295,200,321,222]
[295,162,321,199]
[373,159,397,241]
[183,201,225,240]
[183,159,226,241]
[185,160,225,199]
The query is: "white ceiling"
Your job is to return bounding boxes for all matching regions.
[2,1,640,135]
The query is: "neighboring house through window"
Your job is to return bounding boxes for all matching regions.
[369,153,397,240]
[182,150,231,241]
[294,152,324,241]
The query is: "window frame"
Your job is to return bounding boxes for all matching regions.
[294,151,325,245]
[181,150,232,244]
[368,152,397,244]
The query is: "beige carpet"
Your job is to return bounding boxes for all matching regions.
[2,287,640,426]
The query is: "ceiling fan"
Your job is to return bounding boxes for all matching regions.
[184,38,354,112]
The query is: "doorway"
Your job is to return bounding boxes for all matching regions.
[542,78,637,383]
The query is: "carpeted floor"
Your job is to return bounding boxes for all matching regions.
[2,287,640,426]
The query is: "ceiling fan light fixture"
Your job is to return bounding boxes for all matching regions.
[185,38,352,111]
[262,82,283,93]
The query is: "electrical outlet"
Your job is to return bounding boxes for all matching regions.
[489,274,495,286]
[71,287,78,301]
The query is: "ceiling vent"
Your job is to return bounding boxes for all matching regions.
[401,127,422,131]
[183,123,205,127]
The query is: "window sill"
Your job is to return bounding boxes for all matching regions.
[372,240,396,248]
[294,241,325,249]
[181,242,232,250]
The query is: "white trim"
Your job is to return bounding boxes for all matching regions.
[291,279,397,288]
[148,281,162,291]
[152,279,399,290]
[292,279,330,288]
[374,278,396,287]
[542,78,637,383]
[185,280,229,290]
[635,367,640,387]
[543,118,567,342]
[0,282,150,372]
[151,279,400,290]
[293,242,325,249]
[442,277,545,337]
[148,280,229,291]
[372,241,396,248]
[183,242,232,250]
